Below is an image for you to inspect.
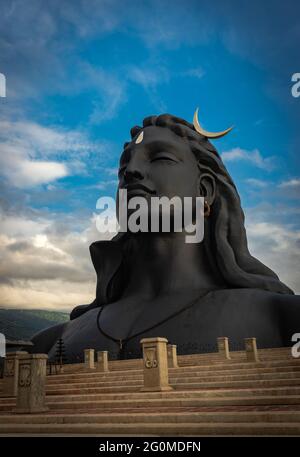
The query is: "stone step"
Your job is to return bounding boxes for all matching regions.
[2,395,300,413]
[180,353,294,360]
[44,362,300,383]
[106,357,296,372]
[41,356,300,375]
[170,378,300,389]
[178,352,294,363]
[106,348,291,363]
[2,385,300,405]
[43,396,300,412]
[46,369,290,385]
[2,386,300,407]
[0,421,300,435]
[48,386,300,400]
[107,354,295,368]
[174,360,300,371]
[47,384,141,395]
[45,378,300,396]
[1,347,297,435]
[41,405,300,415]
[45,371,300,389]
[1,410,300,425]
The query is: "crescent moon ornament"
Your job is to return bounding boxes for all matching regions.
[193,108,233,139]
[135,131,144,144]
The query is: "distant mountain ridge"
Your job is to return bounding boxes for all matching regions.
[0,308,69,341]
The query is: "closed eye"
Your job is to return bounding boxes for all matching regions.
[150,153,179,163]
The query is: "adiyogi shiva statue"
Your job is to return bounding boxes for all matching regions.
[32,109,300,361]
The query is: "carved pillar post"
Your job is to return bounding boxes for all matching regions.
[16,354,48,413]
[167,344,179,368]
[97,351,109,372]
[84,348,95,369]
[2,351,27,397]
[245,337,259,362]
[217,337,231,360]
[140,337,173,392]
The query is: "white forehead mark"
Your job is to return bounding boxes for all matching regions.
[135,131,144,144]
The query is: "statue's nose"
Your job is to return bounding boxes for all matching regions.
[124,166,144,183]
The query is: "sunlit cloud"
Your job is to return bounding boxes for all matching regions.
[245,178,268,188]
[279,178,300,188]
[246,219,300,294]
[0,119,108,187]
[221,147,275,171]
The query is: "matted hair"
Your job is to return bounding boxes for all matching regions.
[123,114,293,295]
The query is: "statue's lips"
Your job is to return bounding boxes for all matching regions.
[122,184,156,197]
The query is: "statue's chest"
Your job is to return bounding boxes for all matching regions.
[60,289,284,361]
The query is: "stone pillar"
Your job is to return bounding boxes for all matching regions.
[16,354,48,413]
[84,348,95,369]
[167,344,179,368]
[140,337,173,392]
[245,337,259,362]
[2,351,27,397]
[217,337,231,360]
[97,351,109,372]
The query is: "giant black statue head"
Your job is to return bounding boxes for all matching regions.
[71,112,293,321]
[118,113,292,294]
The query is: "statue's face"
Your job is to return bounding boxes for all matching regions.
[118,125,200,202]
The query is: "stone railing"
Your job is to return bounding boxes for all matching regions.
[0,336,294,413]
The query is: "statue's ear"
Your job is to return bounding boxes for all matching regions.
[198,173,216,205]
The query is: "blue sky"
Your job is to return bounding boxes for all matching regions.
[0,0,299,310]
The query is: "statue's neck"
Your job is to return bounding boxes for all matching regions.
[122,230,225,299]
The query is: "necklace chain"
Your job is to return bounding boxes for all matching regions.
[96,290,211,355]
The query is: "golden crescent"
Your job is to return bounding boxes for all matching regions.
[193,108,233,139]
[135,131,144,144]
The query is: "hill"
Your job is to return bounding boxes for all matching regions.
[0,308,69,341]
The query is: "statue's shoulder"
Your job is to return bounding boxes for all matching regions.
[272,291,300,305]
[270,291,300,344]
[203,287,300,318]
[210,287,300,304]
[271,290,300,321]
[209,288,300,345]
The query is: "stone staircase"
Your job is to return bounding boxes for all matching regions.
[1,347,300,435]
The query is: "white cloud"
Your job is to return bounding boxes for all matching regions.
[10,160,68,187]
[279,178,300,188]
[0,201,118,311]
[0,281,95,312]
[0,199,299,311]
[221,147,275,170]
[0,214,51,238]
[245,217,300,294]
[0,119,107,188]
[0,120,99,158]
[245,178,268,188]
[0,214,96,310]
